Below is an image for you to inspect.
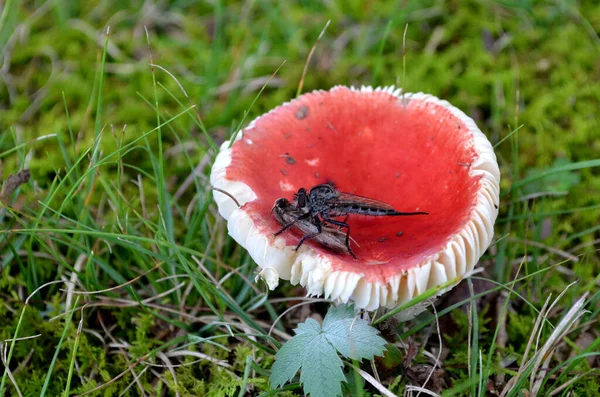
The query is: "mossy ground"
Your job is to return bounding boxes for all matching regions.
[1,1,599,396]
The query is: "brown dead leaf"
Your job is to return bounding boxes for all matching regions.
[569,330,599,367]
[399,339,447,393]
[0,169,31,205]
[377,316,399,343]
[402,364,446,393]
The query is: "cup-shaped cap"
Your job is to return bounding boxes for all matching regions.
[210,86,500,314]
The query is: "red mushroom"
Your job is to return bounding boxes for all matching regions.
[211,86,500,314]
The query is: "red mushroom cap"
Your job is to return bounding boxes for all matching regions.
[211,86,500,313]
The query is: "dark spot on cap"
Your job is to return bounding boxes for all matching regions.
[494,204,499,209]
[296,105,309,120]
[378,237,387,243]
[280,169,287,176]
[396,231,404,237]
[279,153,296,164]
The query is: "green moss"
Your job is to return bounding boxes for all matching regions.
[2,0,600,395]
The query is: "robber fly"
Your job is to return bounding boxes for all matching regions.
[274,183,428,257]
[272,198,355,257]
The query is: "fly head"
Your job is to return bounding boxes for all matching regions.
[295,188,308,209]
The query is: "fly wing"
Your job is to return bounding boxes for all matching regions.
[312,226,349,254]
[333,192,397,211]
[273,200,348,254]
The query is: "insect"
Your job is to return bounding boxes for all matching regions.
[274,183,429,257]
[272,198,355,257]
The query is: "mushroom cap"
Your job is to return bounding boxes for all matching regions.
[210,86,500,314]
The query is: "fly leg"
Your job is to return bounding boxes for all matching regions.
[293,217,323,251]
[274,211,310,236]
[333,215,349,230]
[321,217,357,259]
[324,214,348,231]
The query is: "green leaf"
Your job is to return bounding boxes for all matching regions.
[299,334,345,397]
[270,333,312,388]
[322,305,387,361]
[269,304,387,397]
[295,318,321,335]
[322,303,355,325]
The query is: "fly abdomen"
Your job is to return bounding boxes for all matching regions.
[367,208,405,216]
[363,207,388,216]
[347,206,429,217]
[388,210,430,216]
[345,206,394,216]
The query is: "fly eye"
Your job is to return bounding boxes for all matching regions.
[297,195,306,207]
[297,189,307,207]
